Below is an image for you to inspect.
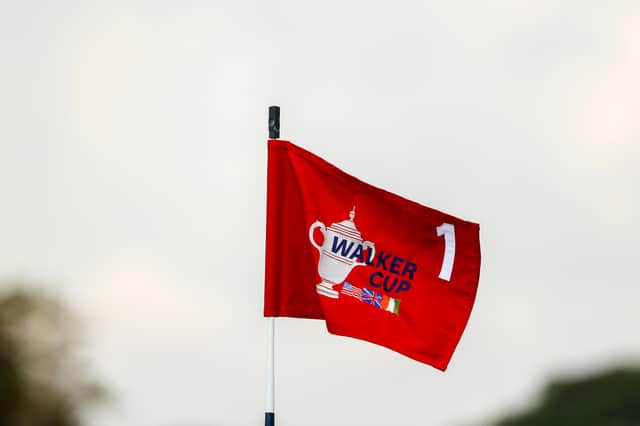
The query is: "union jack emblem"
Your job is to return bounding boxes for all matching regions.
[361,288,382,308]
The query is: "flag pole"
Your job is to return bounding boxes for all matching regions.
[265,105,280,426]
[265,317,275,426]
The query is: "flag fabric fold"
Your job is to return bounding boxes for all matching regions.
[264,139,480,371]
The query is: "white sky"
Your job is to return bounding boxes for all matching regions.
[0,1,638,425]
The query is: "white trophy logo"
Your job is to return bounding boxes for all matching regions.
[308,207,376,298]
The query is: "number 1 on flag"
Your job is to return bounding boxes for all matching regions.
[437,223,456,281]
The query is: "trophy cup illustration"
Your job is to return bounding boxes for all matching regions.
[308,207,375,298]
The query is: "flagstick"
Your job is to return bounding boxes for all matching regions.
[265,105,280,426]
[265,317,275,426]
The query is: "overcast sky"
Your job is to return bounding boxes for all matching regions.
[0,1,638,425]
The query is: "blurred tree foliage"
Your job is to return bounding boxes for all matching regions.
[0,284,105,426]
[494,367,640,426]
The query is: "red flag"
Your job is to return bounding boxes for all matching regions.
[264,140,481,371]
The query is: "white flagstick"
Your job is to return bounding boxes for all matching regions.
[265,106,279,426]
[265,317,275,426]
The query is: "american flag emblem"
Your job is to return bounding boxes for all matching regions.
[361,288,382,308]
[340,282,362,299]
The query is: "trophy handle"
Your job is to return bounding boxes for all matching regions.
[308,221,326,253]
[353,240,375,268]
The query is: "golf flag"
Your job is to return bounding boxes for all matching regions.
[264,140,481,371]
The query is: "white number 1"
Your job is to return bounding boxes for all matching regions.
[436,223,456,281]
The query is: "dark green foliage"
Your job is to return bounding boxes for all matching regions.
[495,367,640,426]
[0,284,105,426]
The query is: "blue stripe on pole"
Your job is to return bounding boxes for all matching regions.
[265,412,275,426]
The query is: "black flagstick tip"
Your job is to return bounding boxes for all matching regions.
[268,106,280,139]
